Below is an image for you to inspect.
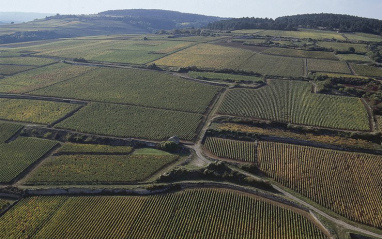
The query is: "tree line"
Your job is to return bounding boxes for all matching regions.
[208,13,382,35]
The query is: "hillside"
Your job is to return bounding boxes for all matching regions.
[208,13,382,35]
[0,9,224,44]
[100,9,224,29]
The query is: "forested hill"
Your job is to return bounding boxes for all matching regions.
[99,9,224,29]
[208,13,382,35]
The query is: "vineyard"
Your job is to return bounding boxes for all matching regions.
[0,25,382,238]
[0,65,36,75]
[203,137,382,228]
[57,143,133,154]
[26,39,195,64]
[25,154,178,184]
[0,57,56,66]
[351,64,382,77]
[0,122,23,142]
[31,67,221,113]
[336,54,371,63]
[204,137,257,162]
[0,50,21,57]
[0,98,80,124]
[0,63,95,93]
[213,123,382,150]
[316,42,368,53]
[0,196,68,238]
[238,54,304,77]
[343,32,382,42]
[218,79,370,131]
[262,48,337,60]
[91,41,194,64]
[307,59,351,74]
[377,116,382,131]
[56,102,203,141]
[154,43,254,70]
[258,141,382,228]
[0,137,58,183]
[0,189,328,238]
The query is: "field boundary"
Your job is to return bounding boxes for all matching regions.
[214,113,372,133]
[48,104,86,128]
[204,131,382,155]
[22,155,181,187]
[360,98,376,132]
[5,144,61,186]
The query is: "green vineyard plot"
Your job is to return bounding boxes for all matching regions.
[0,99,80,124]
[351,64,382,78]
[0,57,56,66]
[0,65,36,76]
[0,189,328,239]
[31,67,221,113]
[0,137,58,183]
[238,54,304,77]
[218,80,370,131]
[307,59,351,74]
[55,103,203,141]
[23,39,194,64]
[262,48,337,60]
[0,63,95,93]
[154,43,254,70]
[204,137,257,162]
[336,54,372,63]
[25,154,178,184]
[0,122,23,142]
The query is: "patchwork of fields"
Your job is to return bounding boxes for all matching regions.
[203,137,382,228]
[218,80,370,131]
[55,102,203,141]
[21,39,195,64]
[258,141,382,229]
[1,28,382,238]
[31,67,221,113]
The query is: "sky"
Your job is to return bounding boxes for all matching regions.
[1,0,382,20]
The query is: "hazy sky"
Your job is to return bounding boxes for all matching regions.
[2,0,382,20]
